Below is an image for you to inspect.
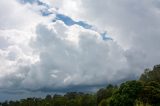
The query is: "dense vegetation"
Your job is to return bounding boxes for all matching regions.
[1,64,160,106]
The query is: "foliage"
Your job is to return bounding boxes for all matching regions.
[140,64,160,83]
[109,81,143,106]
[98,99,110,106]
[97,84,117,104]
[139,81,160,106]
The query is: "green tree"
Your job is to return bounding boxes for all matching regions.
[53,94,67,106]
[139,81,160,106]
[1,101,8,106]
[140,65,160,83]
[81,94,96,106]
[97,84,117,104]
[110,80,143,106]
[98,99,110,106]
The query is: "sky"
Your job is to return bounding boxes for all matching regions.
[0,0,160,101]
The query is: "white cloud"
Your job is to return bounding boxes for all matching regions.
[1,0,160,93]
[56,0,160,75]
[0,0,46,30]
[0,0,46,89]
[20,21,130,90]
[48,0,83,21]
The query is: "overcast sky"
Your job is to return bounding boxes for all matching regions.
[0,0,160,101]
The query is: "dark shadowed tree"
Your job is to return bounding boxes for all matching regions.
[139,81,160,106]
[97,84,117,105]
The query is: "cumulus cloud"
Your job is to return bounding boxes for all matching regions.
[47,0,83,21]
[0,0,129,92]
[57,0,160,75]
[1,0,160,96]
[0,0,45,89]
[0,0,46,29]
[20,21,130,91]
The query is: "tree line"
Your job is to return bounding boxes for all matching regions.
[1,64,160,106]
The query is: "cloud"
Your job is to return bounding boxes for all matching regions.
[0,0,46,29]
[0,0,46,89]
[1,0,160,96]
[47,0,83,20]
[0,1,130,90]
[60,0,160,74]
[20,21,129,91]
[0,0,130,92]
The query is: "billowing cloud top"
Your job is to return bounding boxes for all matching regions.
[0,0,160,100]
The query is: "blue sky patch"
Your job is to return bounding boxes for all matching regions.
[101,32,112,40]
[55,14,92,29]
